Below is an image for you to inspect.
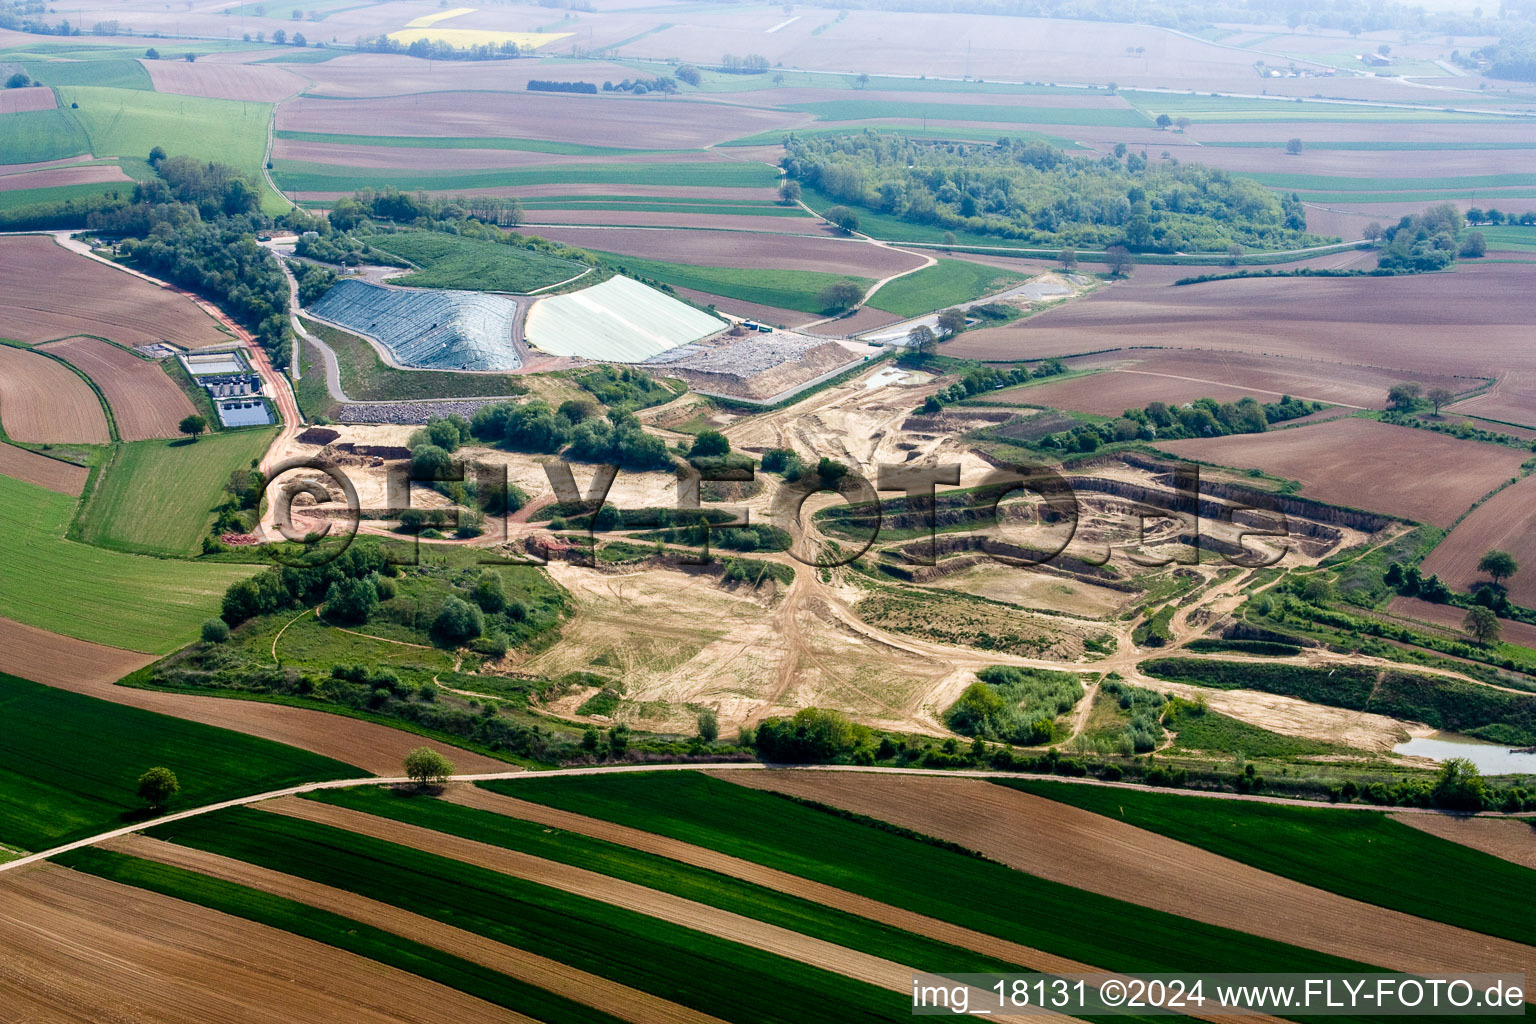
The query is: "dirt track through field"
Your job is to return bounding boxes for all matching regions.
[105,833,736,1024]
[38,336,196,441]
[444,785,1289,1024]
[720,771,1536,989]
[0,343,108,444]
[1391,813,1536,870]
[0,862,529,1024]
[254,795,964,1005]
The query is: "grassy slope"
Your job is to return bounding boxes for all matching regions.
[149,807,913,1024]
[867,258,1025,317]
[0,180,128,212]
[998,778,1536,947]
[274,160,778,193]
[360,232,583,293]
[20,58,152,90]
[0,471,254,652]
[299,317,527,401]
[0,671,353,851]
[488,773,1386,978]
[0,106,91,163]
[55,847,627,1024]
[592,250,870,313]
[77,429,276,556]
[306,785,1018,973]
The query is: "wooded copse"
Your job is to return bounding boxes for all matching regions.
[782,133,1321,253]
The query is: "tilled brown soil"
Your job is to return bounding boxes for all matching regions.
[0,342,109,444]
[1391,813,1536,870]
[1418,472,1536,609]
[0,84,53,113]
[140,59,305,101]
[0,614,151,684]
[0,862,530,1024]
[37,336,196,442]
[0,443,89,494]
[0,236,229,350]
[525,226,926,276]
[719,771,1536,987]
[0,162,130,192]
[106,833,737,1024]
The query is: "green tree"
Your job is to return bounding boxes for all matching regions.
[324,576,378,624]
[433,596,484,644]
[4,71,32,88]
[136,766,179,810]
[1285,137,1303,155]
[472,571,506,613]
[1478,549,1518,586]
[1155,113,1173,129]
[1386,382,1423,411]
[178,414,208,440]
[403,746,455,786]
[690,430,730,458]
[697,708,719,743]
[1464,605,1502,646]
[1105,244,1133,276]
[936,307,967,337]
[1460,231,1487,258]
[823,205,860,234]
[1427,387,1455,415]
[1431,757,1486,811]
[778,179,801,205]
[907,324,938,355]
[1058,246,1077,270]
[201,617,230,644]
[817,279,863,313]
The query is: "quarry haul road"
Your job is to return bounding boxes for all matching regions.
[5,762,1528,878]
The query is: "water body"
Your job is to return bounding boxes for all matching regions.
[1394,735,1536,775]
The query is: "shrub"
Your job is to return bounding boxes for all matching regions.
[433,596,484,644]
[754,707,869,762]
[323,576,379,624]
[697,708,720,743]
[472,572,507,613]
[403,746,455,786]
[201,618,230,644]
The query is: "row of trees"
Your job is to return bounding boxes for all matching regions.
[784,133,1317,253]
[1041,394,1321,452]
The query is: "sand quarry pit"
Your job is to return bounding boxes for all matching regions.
[0,864,525,1024]
[0,344,108,444]
[0,235,230,350]
[38,336,196,442]
[1155,417,1528,529]
[722,771,1536,986]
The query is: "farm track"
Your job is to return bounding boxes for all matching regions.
[101,833,729,1024]
[721,771,1536,993]
[0,863,529,1024]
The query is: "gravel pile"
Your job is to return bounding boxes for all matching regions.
[336,398,510,424]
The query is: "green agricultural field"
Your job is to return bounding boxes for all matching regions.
[56,86,282,209]
[0,671,352,851]
[492,772,1388,983]
[0,179,128,213]
[149,807,914,1024]
[523,199,810,217]
[592,251,871,313]
[867,259,1025,317]
[0,107,91,164]
[999,778,1536,947]
[55,848,626,1024]
[76,428,277,557]
[308,785,1018,972]
[722,123,1082,148]
[19,58,152,90]
[787,99,1150,128]
[1480,225,1536,251]
[0,471,255,653]
[298,317,529,401]
[274,160,779,193]
[1247,172,1536,192]
[360,232,585,293]
[1122,91,1505,122]
[274,130,666,156]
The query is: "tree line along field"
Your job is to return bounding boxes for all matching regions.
[0,671,352,852]
[0,471,255,653]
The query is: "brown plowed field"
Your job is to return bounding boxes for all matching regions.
[0,162,131,192]
[944,263,1536,383]
[1003,349,1465,413]
[0,84,54,113]
[37,336,195,441]
[1391,813,1536,870]
[721,771,1536,985]
[1387,596,1536,649]
[0,445,88,495]
[293,181,785,202]
[107,832,735,1024]
[1156,418,1527,527]
[275,140,729,170]
[1450,370,1536,428]
[0,615,150,685]
[0,153,92,174]
[1418,473,1536,608]
[291,53,640,98]
[257,796,931,996]
[0,343,108,443]
[0,863,527,1024]
[0,235,228,349]
[140,58,305,100]
[526,209,823,233]
[528,226,927,276]
[668,285,805,327]
[279,91,806,148]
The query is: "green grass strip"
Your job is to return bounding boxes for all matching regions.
[996,778,1536,947]
[273,160,778,193]
[305,785,1018,973]
[148,806,912,1024]
[867,258,1025,317]
[590,250,869,313]
[484,774,1397,985]
[274,130,670,156]
[53,846,624,1024]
